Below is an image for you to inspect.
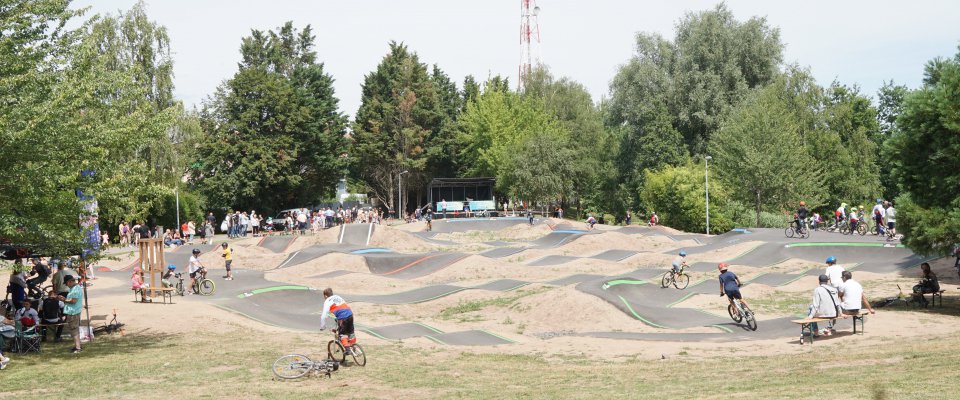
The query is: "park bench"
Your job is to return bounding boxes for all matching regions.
[793,312,870,345]
[925,290,946,307]
[132,287,175,304]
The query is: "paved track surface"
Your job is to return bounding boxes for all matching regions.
[340,223,374,245]
[430,217,530,233]
[258,236,296,253]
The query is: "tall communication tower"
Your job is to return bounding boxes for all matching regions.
[519,0,541,90]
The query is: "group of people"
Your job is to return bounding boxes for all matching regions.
[796,199,897,238]
[802,256,877,342]
[3,257,87,369]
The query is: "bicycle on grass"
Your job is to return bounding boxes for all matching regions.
[328,328,366,366]
[661,265,691,290]
[727,297,757,331]
[272,354,339,379]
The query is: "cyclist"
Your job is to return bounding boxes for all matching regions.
[162,264,176,288]
[187,248,205,295]
[672,251,688,275]
[848,206,860,234]
[718,263,751,310]
[795,201,809,232]
[871,199,885,235]
[425,206,433,231]
[835,203,848,230]
[319,288,356,354]
[649,212,659,226]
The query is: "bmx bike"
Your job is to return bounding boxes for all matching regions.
[727,297,758,331]
[328,328,366,366]
[272,354,339,379]
[661,267,690,290]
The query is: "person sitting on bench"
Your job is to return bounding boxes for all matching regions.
[803,274,841,341]
[838,271,875,316]
[911,262,940,304]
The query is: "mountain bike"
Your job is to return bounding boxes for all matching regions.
[827,219,849,234]
[188,268,216,296]
[875,284,913,308]
[727,298,757,331]
[173,272,185,296]
[850,220,867,236]
[272,354,339,379]
[328,329,366,366]
[784,219,809,239]
[661,266,690,289]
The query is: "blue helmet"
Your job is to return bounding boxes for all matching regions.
[679,251,687,257]
[167,264,176,270]
[876,198,882,204]
[826,256,836,264]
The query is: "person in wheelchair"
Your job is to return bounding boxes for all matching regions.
[911,262,939,305]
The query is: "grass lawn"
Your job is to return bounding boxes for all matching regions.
[3,320,960,399]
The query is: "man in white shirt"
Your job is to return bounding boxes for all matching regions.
[884,201,897,238]
[838,271,875,316]
[824,256,845,288]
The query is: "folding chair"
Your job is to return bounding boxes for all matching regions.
[13,320,42,353]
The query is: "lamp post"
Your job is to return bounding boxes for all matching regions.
[398,170,409,219]
[705,156,712,235]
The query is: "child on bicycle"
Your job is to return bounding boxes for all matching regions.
[187,248,205,295]
[320,288,356,354]
[795,201,808,231]
[162,264,176,288]
[718,263,750,310]
[672,251,688,274]
[849,207,860,233]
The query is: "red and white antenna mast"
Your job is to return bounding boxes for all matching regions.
[519,0,541,90]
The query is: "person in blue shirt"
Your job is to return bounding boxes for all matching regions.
[718,263,751,310]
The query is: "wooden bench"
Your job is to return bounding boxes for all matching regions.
[841,310,871,334]
[132,287,175,304]
[929,290,945,307]
[792,317,833,345]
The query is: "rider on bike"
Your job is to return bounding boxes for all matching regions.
[718,263,751,310]
[320,288,356,354]
[187,249,205,295]
[162,264,176,288]
[835,203,848,229]
[795,201,809,231]
[849,206,861,234]
[26,257,51,295]
[672,251,688,274]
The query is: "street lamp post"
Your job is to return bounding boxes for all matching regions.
[705,156,712,235]
[398,170,409,220]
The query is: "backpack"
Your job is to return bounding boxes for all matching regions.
[41,298,61,320]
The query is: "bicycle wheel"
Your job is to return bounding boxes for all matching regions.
[328,340,346,363]
[198,279,216,296]
[350,344,366,366]
[175,281,184,296]
[661,272,673,288]
[784,226,795,238]
[857,223,867,236]
[272,354,312,379]
[674,274,690,290]
[727,303,742,323]
[745,311,758,331]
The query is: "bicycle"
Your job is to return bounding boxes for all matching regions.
[850,220,867,236]
[173,272,186,296]
[727,297,758,331]
[661,266,690,289]
[272,354,339,379]
[784,219,810,239]
[875,284,913,308]
[187,268,216,296]
[328,328,366,366]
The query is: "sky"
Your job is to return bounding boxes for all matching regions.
[73,0,960,119]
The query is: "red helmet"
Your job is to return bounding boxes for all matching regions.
[717,262,729,271]
[799,201,806,206]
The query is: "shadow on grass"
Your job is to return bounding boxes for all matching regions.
[4,328,177,368]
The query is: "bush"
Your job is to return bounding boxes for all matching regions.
[640,163,734,234]
[727,201,792,228]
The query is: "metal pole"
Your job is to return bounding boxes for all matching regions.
[705,156,711,235]
[175,185,180,233]
[398,172,402,220]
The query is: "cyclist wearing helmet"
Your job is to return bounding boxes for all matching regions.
[187,249,205,295]
[320,288,356,355]
[871,199,885,235]
[835,203,847,228]
[824,256,844,288]
[672,251,688,274]
[718,263,750,310]
[795,201,809,231]
[162,264,176,288]
[849,206,861,234]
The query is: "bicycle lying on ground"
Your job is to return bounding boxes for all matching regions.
[272,354,339,379]
[661,266,690,289]
[727,298,757,331]
[328,328,366,366]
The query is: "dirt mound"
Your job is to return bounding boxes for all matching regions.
[556,232,688,255]
[368,225,437,252]
[266,253,372,285]
[433,222,552,243]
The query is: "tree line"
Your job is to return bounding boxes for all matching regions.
[2,1,958,256]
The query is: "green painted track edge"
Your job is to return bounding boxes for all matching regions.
[479,329,516,344]
[785,242,905,248]
[617,295,669,329]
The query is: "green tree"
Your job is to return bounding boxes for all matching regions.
[640,163,733,234]
[818,82,881,207]
[886,48,960,254]
[193,22,348,214]
[351,42,443,214]
[876,81,910,200]
[710,84,824,226]
[608,3,784,157]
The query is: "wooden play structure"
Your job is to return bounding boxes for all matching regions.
[136,235,174,303]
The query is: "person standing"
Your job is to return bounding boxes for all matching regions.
[221,243,234,280]
[824,256,844,289]
[186,220,196,243]
[871,199,885,235]
[625,210,632,226]
[884,201,897,239]
[250,211,260,236]
[59,275,84,353]
[440,199,447,219]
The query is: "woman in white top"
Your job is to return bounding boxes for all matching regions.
[186,220,196,243]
